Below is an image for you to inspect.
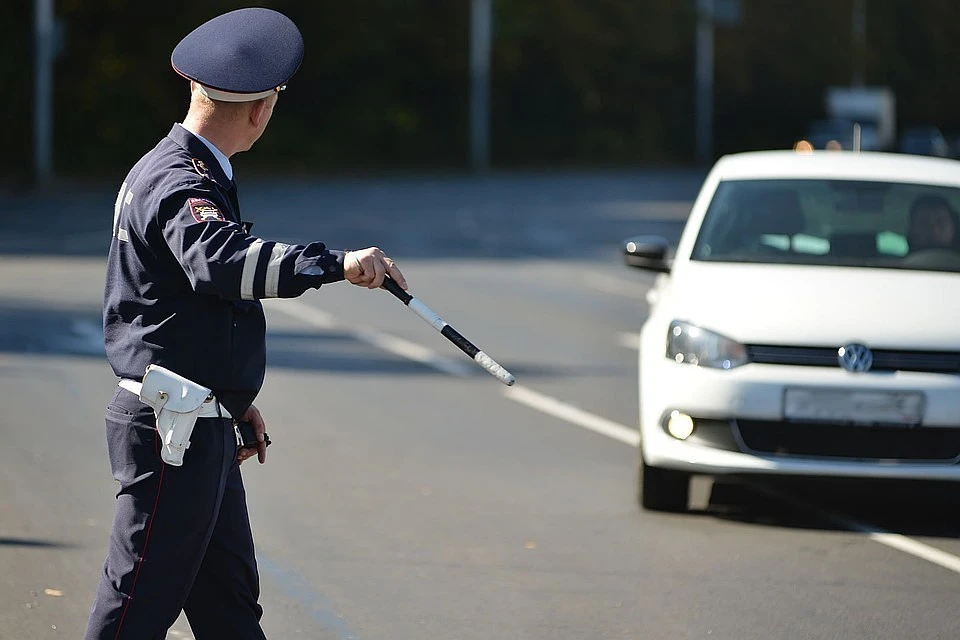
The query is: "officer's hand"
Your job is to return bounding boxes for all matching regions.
[345,247,408,291]
[237,404,268,465]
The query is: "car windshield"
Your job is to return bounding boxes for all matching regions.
[691,179,960,272]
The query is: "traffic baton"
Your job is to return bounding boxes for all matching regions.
[381,276,516,386]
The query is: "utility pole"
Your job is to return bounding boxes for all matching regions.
[695,0,714,165]
[852,0,866,86]
[34,0,55,185]
[469,0,492,171]
[694,0,739,165]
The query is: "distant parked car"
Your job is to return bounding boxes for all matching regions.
[899,126,950,157]
[802,118,880,151]
[804,119,854,150]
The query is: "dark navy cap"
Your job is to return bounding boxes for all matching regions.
[171,8,304,102]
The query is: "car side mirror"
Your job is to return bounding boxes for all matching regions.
[623,235,672,273]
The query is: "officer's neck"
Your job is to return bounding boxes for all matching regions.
[182,113,246,158]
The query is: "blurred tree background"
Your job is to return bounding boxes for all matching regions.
[3,0,960,183]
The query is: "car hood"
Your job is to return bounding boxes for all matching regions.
[660,263,960,348]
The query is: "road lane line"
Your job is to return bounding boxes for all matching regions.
[270,299,473,378]
[271,299,960,578]
[508,384,960,576]
[503,385,640,447]
[748,483,960,576]
[618,332,640,350]
[864,532,960,574]
[582,273,649,298]
[268,299,337,329]
[352,327,473,378]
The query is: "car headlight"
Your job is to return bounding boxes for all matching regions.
[666,321,749,369]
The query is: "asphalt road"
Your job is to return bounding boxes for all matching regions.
[1,170,958,639]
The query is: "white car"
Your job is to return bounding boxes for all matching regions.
[624,150,960,512]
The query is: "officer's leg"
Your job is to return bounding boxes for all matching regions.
[85,392,231,640]
[183,459,266,640]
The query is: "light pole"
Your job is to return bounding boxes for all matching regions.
[694,0,739,165]
[694,0,714,165]
[34,0,54,185]
[469,0,492,171]
[852,0,866,86]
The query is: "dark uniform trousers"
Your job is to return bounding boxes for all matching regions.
[84,388,266,640]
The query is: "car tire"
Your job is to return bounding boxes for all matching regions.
[638,453,690,512]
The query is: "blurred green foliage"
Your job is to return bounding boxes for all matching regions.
[4,0,960,182]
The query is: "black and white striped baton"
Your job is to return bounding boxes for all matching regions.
[381,276,516,386]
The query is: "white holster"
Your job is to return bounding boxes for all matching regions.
[118,365,224,466]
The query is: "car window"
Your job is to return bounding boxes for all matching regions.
[691,179,960,272]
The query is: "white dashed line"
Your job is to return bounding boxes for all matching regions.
[582,273,650,298]
[618,332,640,350]
[352,327,474,378]
[268,299,337,329]
[270,298,960,578]
[748,483,960,577]
[272,300,474,378]
[864,532,960,574]
[503,385,639,447]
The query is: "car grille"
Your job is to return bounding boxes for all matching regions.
[745,345,960,374]
[734,419,960,462]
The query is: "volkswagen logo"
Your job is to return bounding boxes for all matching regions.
[838,343,873,372]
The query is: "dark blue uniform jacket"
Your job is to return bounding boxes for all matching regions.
[104,124,345,417]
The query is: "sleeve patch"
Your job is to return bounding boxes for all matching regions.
[188,198,225,223]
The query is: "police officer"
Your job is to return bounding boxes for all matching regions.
[85,8,407,639]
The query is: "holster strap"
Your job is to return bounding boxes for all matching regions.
[118,379,232,419]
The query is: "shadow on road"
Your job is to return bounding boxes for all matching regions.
[0,536,77,549]
[0,299,598,381]
[266,330,626,379]
[698,476,960,539]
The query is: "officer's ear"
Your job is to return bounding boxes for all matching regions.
[248,97,272,129]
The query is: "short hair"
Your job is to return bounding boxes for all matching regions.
[188,82,257,122]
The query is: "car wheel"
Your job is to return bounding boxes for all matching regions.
[638,453,690,512]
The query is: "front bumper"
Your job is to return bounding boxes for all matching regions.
[639,357,960,480]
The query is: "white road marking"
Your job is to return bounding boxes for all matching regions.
[353,327,473,378]
[269,299,336,329]
[271,299,960,578]
[582,273,650,298]
[503,385,640,447]
[618,332,640,350]
[270,300,473,378]
[865,532,960,574]
[749,483,960,577]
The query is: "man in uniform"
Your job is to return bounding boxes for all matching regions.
[84,8,407,639]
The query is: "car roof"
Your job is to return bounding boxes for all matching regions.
[712,150,960,187]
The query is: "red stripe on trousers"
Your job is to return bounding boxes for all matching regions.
[113,429,167,639]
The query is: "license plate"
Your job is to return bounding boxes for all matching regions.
[783,388,925,425]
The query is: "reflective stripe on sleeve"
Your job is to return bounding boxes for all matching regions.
[240,239,264,300]
[264,242,289,298]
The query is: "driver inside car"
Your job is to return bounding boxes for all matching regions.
[907,194,959,252]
